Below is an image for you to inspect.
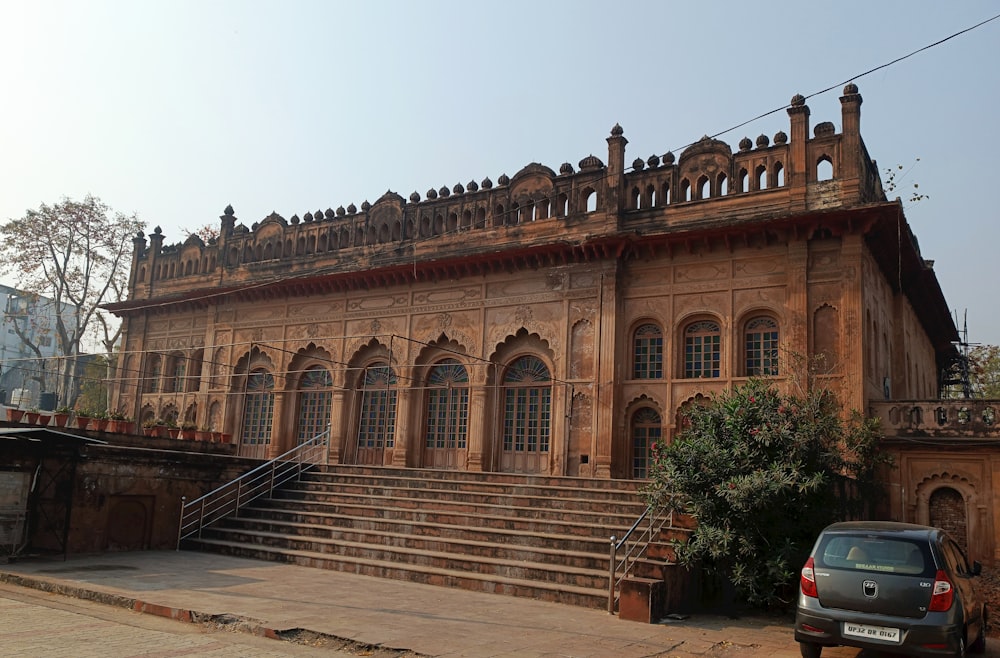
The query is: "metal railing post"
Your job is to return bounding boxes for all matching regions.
[608,535,617,614]
[235,479,242,519]
[175,496,186,550]
[198,497,206,538]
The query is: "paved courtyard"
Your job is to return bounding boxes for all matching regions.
[0,550,991,657]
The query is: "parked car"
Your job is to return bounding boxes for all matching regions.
[795,521,986,658]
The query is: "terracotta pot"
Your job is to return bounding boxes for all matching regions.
[75,416,91,429]
[195,430,212,442]
[167,428,180,439]
[90,418,109,432]
[25,412,39,425]
[52,413,70,427]
[142,427,156,437]
[6,408,25,423]
[37,414,51,426]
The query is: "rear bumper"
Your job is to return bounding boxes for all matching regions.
[794,603,962,656]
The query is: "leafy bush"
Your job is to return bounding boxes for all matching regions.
[645,378,886,608]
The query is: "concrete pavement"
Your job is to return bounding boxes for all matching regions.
[0,550,871,657]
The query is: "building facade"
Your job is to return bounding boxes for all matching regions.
[106,85,956,484]
[0,284,78,408]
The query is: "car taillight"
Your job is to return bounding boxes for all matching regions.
[928,569,954,611]
[800,557,818,598]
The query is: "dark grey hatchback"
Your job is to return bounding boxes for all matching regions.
[795,521,987,657]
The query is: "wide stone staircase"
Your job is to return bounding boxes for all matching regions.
[180,465,669,609]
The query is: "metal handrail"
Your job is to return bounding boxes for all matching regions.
[607,501,673,614]
[175,430,329,547]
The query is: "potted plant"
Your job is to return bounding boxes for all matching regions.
[53,405,72,427]
[165,417,180,439]
[24,408,40,425]
[6,407,25,423]
[107,410,131,433]
[180,421,197,440]
[36,408,52,426]
[74,409,92,429]
[141,418,159,437]
[89,410,109,432]
[196,425,213,442]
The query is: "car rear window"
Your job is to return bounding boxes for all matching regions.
[815,535,935,577]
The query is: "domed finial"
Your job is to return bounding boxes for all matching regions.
[631,157,645,171]
[790,93,806,107]
[410,191,421,203]
[774,131,788,145]
[153,226,163,235]
[647,154,660,168]
[739,137,753,152]
[223,204,235,216]
[611,123,624,137]
[663,151,675,165]
[843,83,859,95]
[756,134,770,149]
[467,180,479,192]
[497,173,510,186]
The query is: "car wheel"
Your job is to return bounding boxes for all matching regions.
[969,626,986,654]
[799,642,822,658]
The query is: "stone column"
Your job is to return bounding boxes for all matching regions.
[267,391,288,459]
[592,266,619,479]
[327,389,347,464]
[392,388,413,467]
[466,387,487,472]
[786,94,810,211]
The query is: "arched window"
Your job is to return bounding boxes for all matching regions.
[631,407,661,479]
[145,354,162,394]
[632,323,663,379]
[241,370,275,448]
[296,366,333,444]
[425,359,469,451]
[170,352,186,393]
[358,363,397,449]
[502,356,551,455]
[683,321,721,378]
[817,156,834,181]
[745,317,780,376]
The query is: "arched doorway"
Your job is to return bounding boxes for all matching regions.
[500,355,551,474]
[355,362,397,465]
[630,407,661,479]
[423,359,469,469]
[239,369,274,459]
[929,486,968,555]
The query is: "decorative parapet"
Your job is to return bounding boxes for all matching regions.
[869,400,1000,439]
[128,86,885,301]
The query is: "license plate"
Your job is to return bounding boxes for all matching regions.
[843,622,901,643]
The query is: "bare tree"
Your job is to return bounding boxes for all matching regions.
[0,195,144,407]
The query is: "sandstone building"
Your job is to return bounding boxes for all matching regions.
[106,85,967,545]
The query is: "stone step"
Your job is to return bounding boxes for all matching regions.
[234,505,612,553]
[261,495,638,536]
[213,516,611,570]
[196,526,609,588]
[301,470,645,501]
[182,537,608,609]
[291,480,645,511]
[311,465,644,492]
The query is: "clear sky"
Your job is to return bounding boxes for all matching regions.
[2,1,998,344]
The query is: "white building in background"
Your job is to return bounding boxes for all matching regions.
[0,284,77,408]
